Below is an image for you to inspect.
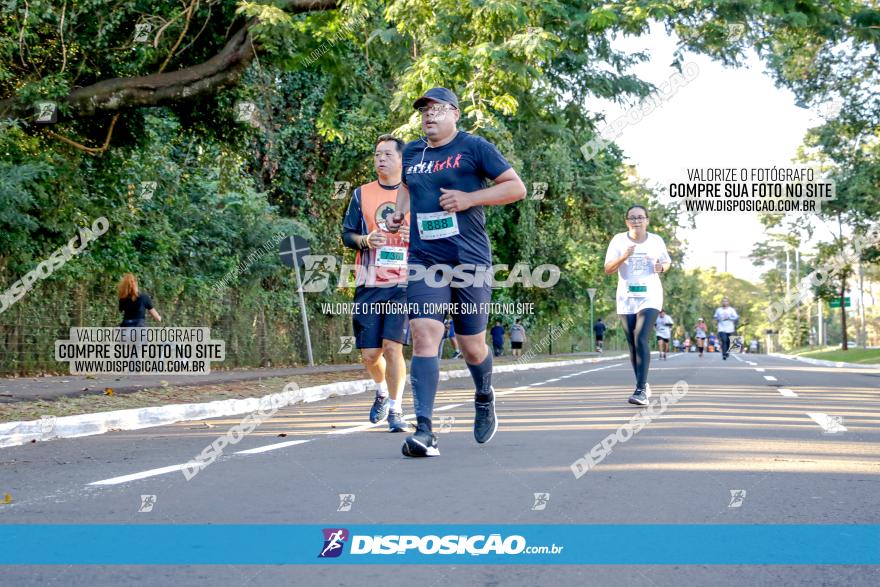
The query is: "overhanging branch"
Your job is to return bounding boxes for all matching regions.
[0,0,339,120]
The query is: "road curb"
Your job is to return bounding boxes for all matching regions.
[769,352,880,370]
[0,354,625,448]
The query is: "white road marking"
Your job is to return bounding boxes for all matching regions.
[778,388,798,397]
[747,361,757,366]
[235,440,311,454]
[807,412,847,433]
[329,421,386,435]
[764,375,777,381]
[755,368,765,372]
[87,363,623,487]
[435,403,463,411]
[89,464,190,486]
[545,378,562,383]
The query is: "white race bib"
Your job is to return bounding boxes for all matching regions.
[626,253,649,298]
[417,211,459,240]
[376,246,407,267]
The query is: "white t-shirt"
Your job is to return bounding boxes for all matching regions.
[604,232,671,315]
[655,314,673,338]
[714,306,739,333]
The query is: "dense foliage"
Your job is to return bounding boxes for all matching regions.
[1,1,876,372]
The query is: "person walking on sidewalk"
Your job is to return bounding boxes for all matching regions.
[509,319,526,358]
[593,318,607,353]
[490,320,505,357]
[118,273,161,327]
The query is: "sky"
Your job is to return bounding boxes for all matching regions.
[592,21,830,283]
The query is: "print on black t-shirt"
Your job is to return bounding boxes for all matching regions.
[402,131,511,266]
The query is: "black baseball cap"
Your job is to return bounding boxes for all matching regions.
[413,87,459,110]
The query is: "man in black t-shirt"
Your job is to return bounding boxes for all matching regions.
[386,87,526,458]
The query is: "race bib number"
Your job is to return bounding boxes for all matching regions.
[417,211,459,240]
[376,246,407,267]
[627,281,648,298]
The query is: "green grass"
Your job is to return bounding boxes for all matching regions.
[790,347,880,364]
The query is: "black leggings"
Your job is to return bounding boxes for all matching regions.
[620,308,659,389]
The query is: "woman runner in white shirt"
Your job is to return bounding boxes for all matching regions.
[604,205,672,406]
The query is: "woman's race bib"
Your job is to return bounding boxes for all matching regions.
[626,252,650,298]
[417,211,459,240]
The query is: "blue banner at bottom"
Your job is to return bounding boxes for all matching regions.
[0,525,877,565]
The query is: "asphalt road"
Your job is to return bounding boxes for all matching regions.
[1,352,878,586]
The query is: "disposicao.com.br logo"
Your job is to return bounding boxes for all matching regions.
[318,528,564,558]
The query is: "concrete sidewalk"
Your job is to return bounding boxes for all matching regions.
[0,352,605,403]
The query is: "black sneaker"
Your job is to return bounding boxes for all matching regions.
[369,395,389,423]
[628,388,648,406]
[402,421,439,457]
[387,410,408,433]
[474,388,498,444]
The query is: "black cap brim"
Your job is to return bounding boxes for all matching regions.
[413,96,448,109]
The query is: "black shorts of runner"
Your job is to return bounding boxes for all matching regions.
[352,286,408,349]
[595,335,604,342]
[656,336,670,343]
[511,341,523,349]
[406,263,492,335]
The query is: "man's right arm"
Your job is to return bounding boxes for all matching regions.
[387,182,410,232]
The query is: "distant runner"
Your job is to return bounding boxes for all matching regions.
[713,297,739,360]
[655,310,673,360]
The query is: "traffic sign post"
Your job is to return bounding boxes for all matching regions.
[587,288,596,352]
[280,235,315,366]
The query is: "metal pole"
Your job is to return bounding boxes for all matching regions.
[818,300,824,346]
[795,249,800,346]
[858,260,866,348]
[292,260,315,366]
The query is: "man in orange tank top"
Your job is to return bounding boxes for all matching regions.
[341,135,411,432]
